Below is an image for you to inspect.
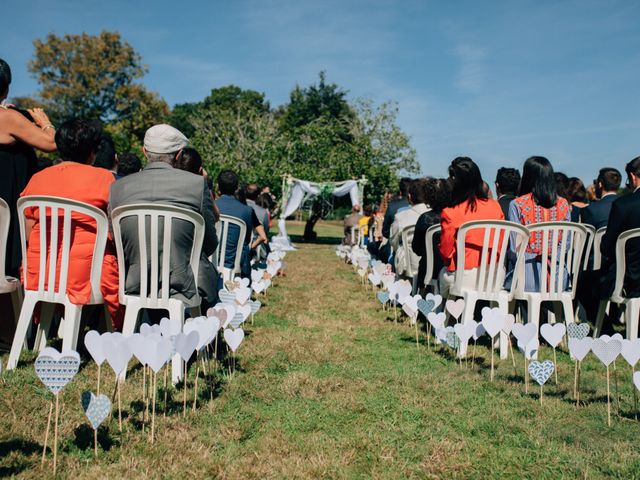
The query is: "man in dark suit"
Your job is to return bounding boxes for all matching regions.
[379,177,411,263]
[109,124,219,308]
[581,168,621,230]
[495,167,520,219]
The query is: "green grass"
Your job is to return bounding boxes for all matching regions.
[2,220,640,479]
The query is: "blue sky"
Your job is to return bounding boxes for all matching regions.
[4,0,640,182]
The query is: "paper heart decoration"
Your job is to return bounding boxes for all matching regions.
[634,371,640,392]
[219,290,236,304]
[471,321,485,341]
[568,337,593,362]
[592,338,622,366]
[224,280,240,292]
[377,291,390,305]
[224,328,244,352]
[373,263,386,276]
[234,277,250,288]
[368,272,382,286]
[521,339,539,360]
[174,331,199,362]
[357,268,367,278]
[481,307,506,338]
[81,391,111,430]
[435,326,452,344]
[184,318,217,351]
[147,337,173,373]
[454,323,475,345]
[380,274,395,290]
[252,280,267,294]
[84,330,106,365]
[427,312,446,330]
[266,264,280,277]
[425,293,443,310]
[160,317,182,337]
[567,322,590,339]
[401,295,421,317]
[446,331,461,349]
[540,323,566,348]
[140,323,161,336]
[228,312,245,329]
[417,299,435,317]
[235,287,252,305]
[512,323,537,349]
[611,333,624,342]
[249,299,262,315]
[620,339,640,367]
[251,269,264,284]
[103,335,133,375]
[502,314,515,335]
[445,299,465,320]
[34,348,81,395]
[390,280,412,302]
[128,333,150,366]
[528,360,554,386]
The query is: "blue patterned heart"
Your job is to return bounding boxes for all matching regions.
[81,391,111,430]
[417,299,435,317]
[377,292,390,305]
[528,360,555,386]
[228,312,245,329]
[34,348,80,395]
[567,323,590,339]
[446,331,461,349]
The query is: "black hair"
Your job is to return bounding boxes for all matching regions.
[448,157,487,211]
[218,169,239,195]
[518,156,558,209]
[495,167,520,195]
[597,167,622,192]
[116,152,142,177]
[245,183,260,201]
[235,183,247,204]
[256,192,273,210]
[408,178,429,205]
[425,177,451,213]
[554,171,570,200]
[0,59,11,98]
[399,177,412,197]
[175,147,202,175]
[567,177,587,203]
[93,134,117,170]
[54,118,102,164]
[625,157,640,177]
[363,204,374,216]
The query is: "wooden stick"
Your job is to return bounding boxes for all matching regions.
[151,372,157,443]
[472,340,477,365]
[634,366,638,421]
[53,394,59,476]
[577,361,581,406]
[41,401,53,466]
[414,319,419,349]
[553,348,558,385]
[183,361,188,418]
[573,361,578,401]
[525,359,529,394]
[490,342,495,381]
[94,428,98,457]
[613,361,620,415]
[97,364,101,396]
[508,337,516,375]
[394,301,398,323]
[116,374,122,432]
[427,324,431,349]
[606,365,611,427]
[163,364,169,418]
[193,362,200,412]
[142,364,146,402]
[540,384,543,405]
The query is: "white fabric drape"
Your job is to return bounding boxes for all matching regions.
[331,179,359,206]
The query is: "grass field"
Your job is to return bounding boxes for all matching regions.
[2,220,640,479]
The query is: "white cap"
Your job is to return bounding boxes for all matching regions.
[143,124,188,154]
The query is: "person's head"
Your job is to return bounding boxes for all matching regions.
[518,156,558,208]
[351,204,361,214]
[218,169,239,196]
[0,59,11,101]
[625,157,640,190]
[567,177,588,203]
[93,134,117,171]
[586,183,597,202]
[363,204,373,217]
[495,167,520,196]
[425,177,451,213]
[235,184,247,204]
[399,177,412,197]
[408,178,429,205]
[554,171,570,200]
[143,124,188,165]
[116,152,142,177]
[245,183,260,201]
[447,156,487,211]
[55,118,102,164]
[256,192,273,210]
[595,167,622,197]
[175,147,203,175]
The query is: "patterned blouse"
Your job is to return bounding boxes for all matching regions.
[512,193,571,254]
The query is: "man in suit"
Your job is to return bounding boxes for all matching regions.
[581,168,621,229]
[109,124,219,308]
[495,167,520,219]
[379,177,412,263]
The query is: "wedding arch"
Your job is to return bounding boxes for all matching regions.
[271,174,367,249]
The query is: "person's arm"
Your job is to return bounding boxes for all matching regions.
[200,179,218,256]
[251,225,268,249]
[411,215,427,258]
[382,204,394,239]
[5,108,57,152]
[601,200,623,259]
[438,209,455,268]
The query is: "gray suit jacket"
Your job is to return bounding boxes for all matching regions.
[109,162,218,304]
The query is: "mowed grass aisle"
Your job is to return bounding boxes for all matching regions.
[2,220,640,479]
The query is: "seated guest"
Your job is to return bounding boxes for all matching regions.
[256,192,274,229]
[215,170,267,278]
[20,119,123,328]
[412,178,450,290]
[390,178,430,277]
[495,167,520,218]
[358,205,373,245]
[93,134,118,179]
[116,152,142,178]
[506,156,571,292]
[439,157,504,296]
[246,183,270,237]
[380,178,412,262]
[343,205,363,245]
[109,124,219,308]
[568,177,589,222]
[173,147,221,222]
[581,168,621,229]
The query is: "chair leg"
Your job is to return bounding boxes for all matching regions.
[499,298,509,360]
[168,302,185,384]
[626,300,640,340]
[61,303,83,352]
[527,299,541,360]
[561,298,575,344]
[36,302,56,352]
[118,303,141,382]
[9,288,27,349]
[593,300,608,338]
[102,304,113,333]
[458,294,476,358]
[6,294,38,370]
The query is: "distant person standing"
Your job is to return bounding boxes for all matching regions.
[116,152,142,178]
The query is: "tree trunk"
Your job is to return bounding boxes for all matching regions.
[303,213,321,241]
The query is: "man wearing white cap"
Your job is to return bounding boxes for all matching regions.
[109,124,219,307]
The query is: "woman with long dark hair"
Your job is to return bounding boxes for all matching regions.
[438,157,504,295]
[506,156,571,291]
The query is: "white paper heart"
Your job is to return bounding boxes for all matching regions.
[471,321,485,341]
[454,323,475,345]
[512,323,538,349]
[502,314,515,335]
[540,323,566,348]
[249,299,262,315]
[427,312,446,330]
[235,287,252,305]
[251,269,263,284]
[435,326,452,343]
[481,307,505,338]
[368,272,382,286]
[446,299,465,320]
[160,317,182,337]
[174,331,199,362]
[425,293,443,310]
[140,323,161,336]
[103,335,132,375]
[520,338,539,360]
[592,338,622,366]
[401,295,421,317]
[128,333,150,366]
[147,337,173,373]
[224,328,244,352]
[634,371,640,392]
[84,330,105,365]
[621,339,640,367]
[568,337,593,362]
[34,348,80,394]
[236,304,251,321]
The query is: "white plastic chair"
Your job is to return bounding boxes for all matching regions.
[0,198,23,337]
[514,221,587,342]
[215,215,247,283]
[581,224,595,270]
[450,220,529,358]
[350,226,362,247]
[593,227,606,270]
[594,227,640,339]
[7,196,109,370]
[422,224,441,293]
[112,204,204,383]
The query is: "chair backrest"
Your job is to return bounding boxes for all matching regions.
[350,226,362,246]
[111,203,204,308]
[581,224,595,270]
[0,198,11,288]
[17,196,108,303]
[400,224,417,277]
[593,227,606,270]
[215,214,247,278]
[611,227,640,302]
[455,220,530,297]
[519,221,587,298]
[423,224,441,286]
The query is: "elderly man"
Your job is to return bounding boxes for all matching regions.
[343,205,363,245]
[109,124,219,308]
